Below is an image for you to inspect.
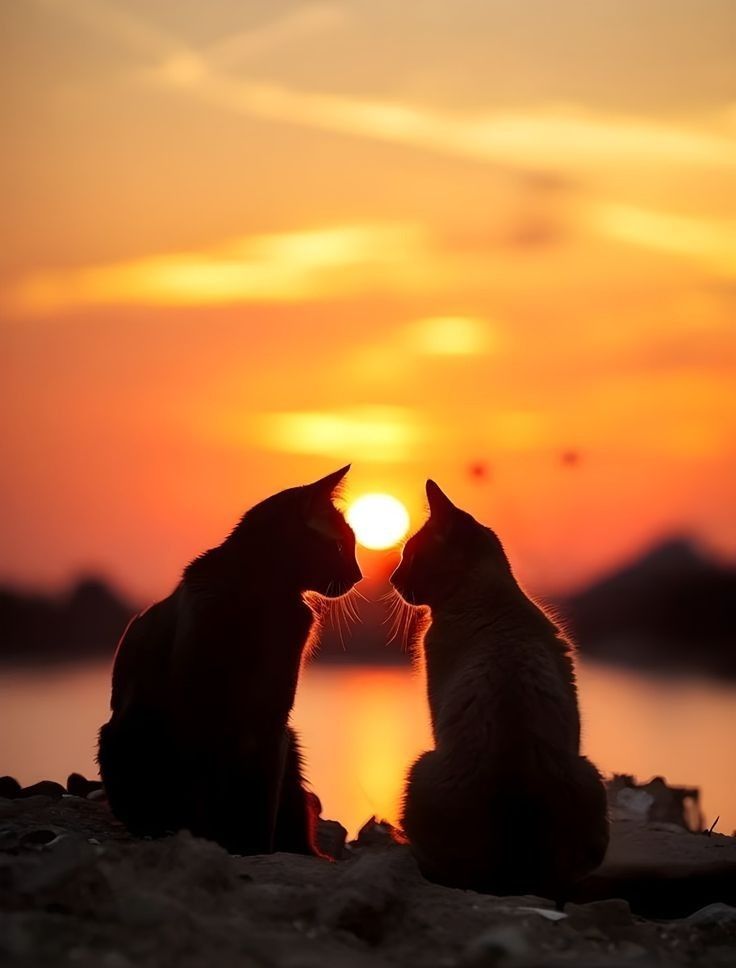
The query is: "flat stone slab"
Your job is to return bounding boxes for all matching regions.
[573,819,736,917]
[603,820,736,876]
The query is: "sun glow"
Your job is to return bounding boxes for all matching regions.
[346,494,410,550]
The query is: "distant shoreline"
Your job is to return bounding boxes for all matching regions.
[2,537,735,679]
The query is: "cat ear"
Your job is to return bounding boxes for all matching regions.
[426,479,456,522]
[308,464,351,500]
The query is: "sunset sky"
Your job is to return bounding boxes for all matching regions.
[2,0,735,601]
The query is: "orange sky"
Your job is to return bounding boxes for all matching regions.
[1,0,735,601]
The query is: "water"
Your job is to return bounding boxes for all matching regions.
[1,660,734,837]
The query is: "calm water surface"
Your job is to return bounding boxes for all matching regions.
[1,660,734,837]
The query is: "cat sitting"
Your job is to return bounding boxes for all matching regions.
[391,480,609,895]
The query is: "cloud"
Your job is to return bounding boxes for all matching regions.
[403,316,500,356]
[253,406,424,462]
[8,201,734,319]
[5,223,428,316]
[592,203,736,277]
[53,0,736,171]
[150,60,736,173]
[51,2,734,174]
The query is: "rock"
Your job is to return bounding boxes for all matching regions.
[318,848,417,944]
[0,778,21,800]
[573,819,736,916]
[687,902,736,927]
[685,901,736,945]
[17,781,66,800]
[563,898,639,946]
[352,816,403,850]
[316,818,347,860]
[613,787,654,822]
[606,774,702,830]
[66,773,103,799]
[564,898,634,929]
[461,924,532,966]
[515,906,567,921]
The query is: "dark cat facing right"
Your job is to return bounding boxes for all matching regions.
[391,480,609,896]
[98,466,361,857]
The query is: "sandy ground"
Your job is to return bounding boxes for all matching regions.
[2,794,736,967]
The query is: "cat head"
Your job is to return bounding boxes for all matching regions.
[237,465,362,597]
[390,479,512,607]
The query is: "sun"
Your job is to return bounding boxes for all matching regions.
[346,493,410,550]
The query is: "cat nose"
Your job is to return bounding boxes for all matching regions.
[350,563,363,584]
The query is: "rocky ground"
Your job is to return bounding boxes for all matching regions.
[2,789,736,968]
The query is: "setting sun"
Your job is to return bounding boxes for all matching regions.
[346,493,410,550]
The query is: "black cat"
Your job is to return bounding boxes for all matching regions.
[98,466,361,856]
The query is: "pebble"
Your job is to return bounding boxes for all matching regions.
[564,898,634,929]
[17,781,66,800]
[516,906,567,921]
[686,902,736,926]
[66,772,103,798]
[352,816,401,850]
[461,924,532,967]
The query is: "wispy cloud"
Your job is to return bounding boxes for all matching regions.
[8,200,735,318]
[39,0,736,173]
[251,406,424,463]
[6,223,428,316]
[152,64,736,172]
[592,204,736,277]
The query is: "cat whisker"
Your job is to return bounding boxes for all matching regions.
[332,594,349,651]
[401,602,417,653]
[338,596,352,633]
[382,595,402,628]
[342,588,361,624]
[386,596,409,646]
[382,605,399,631]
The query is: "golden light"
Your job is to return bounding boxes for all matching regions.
[407,315,496,355]
[346,493,410,550]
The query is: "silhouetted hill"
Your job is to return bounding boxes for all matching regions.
[561,538,736,678]
[0,577,135,665]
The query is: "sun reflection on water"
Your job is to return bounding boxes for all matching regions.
[294,665,432,834]
[0,661,734,838]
